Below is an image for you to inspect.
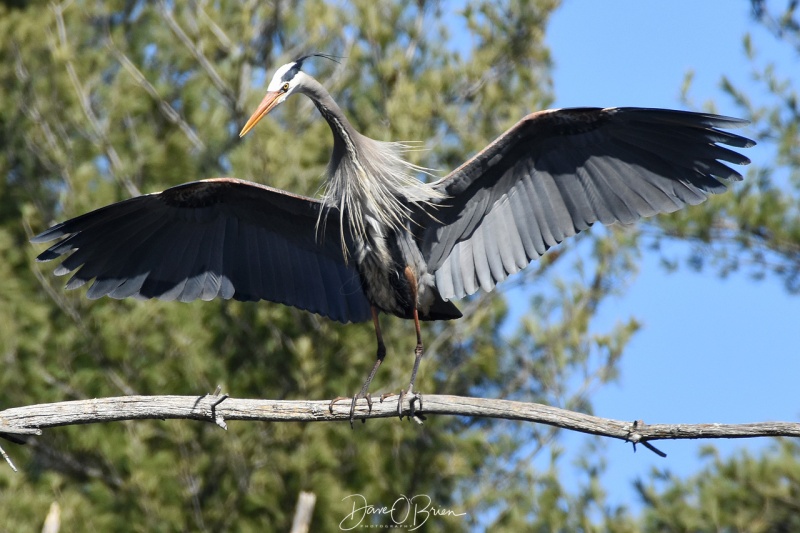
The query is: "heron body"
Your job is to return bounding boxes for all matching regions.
[285,69,458,322]
[33,55,755,423]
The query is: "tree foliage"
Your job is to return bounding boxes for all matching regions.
[0,0,642,530]
[638,441,800,532]
[1,0,796,530]
[654,0,800,293]
[631,1,800,529]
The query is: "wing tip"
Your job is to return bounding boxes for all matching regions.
[30,227,66,244]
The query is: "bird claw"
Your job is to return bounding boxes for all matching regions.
[379,392,396,402]
[330,393,372,428]
[397,385,423,421]
[329,396,349,414]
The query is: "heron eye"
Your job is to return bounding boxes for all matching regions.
[282,83,290,92]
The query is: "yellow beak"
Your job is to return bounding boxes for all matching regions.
[239,91,282,137]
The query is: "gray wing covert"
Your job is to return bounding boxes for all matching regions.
[418,107,754,300]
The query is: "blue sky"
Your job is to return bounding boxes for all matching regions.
[540,0,799,511]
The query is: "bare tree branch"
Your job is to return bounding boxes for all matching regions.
[41,502,61,533]
[12,41,75,192]
[157,0,238,110]
[290,491,317,533]
[1,394,798,467]
[105,36,206,151]
[0,448,16,472]
[50,1,140,197]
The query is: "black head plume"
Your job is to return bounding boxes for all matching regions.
[294,53,343,68]
[279,53,343,83]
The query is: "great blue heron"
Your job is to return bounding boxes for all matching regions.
[33,54,754,424]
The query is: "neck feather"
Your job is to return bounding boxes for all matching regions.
[299,75,444,251]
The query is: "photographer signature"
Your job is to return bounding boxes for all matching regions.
[339,493,467,530]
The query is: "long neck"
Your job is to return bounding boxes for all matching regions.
[298,74,442,249]
[297,76,361,181]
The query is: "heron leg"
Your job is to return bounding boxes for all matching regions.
[329,307,385,428]
[398,267,424,420]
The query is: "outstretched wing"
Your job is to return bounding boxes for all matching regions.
[418,107,754,300]
[33,178,372,324]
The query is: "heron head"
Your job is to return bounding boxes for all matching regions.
[239,54,338,137]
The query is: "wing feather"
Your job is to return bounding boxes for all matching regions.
[419,107,754,300]
[33,178,372,323]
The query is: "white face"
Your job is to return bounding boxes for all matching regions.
[239,61,307,137]
[265,62,305,107]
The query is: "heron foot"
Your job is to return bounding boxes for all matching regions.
[397,385,424,421]
[330,393,373,428]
